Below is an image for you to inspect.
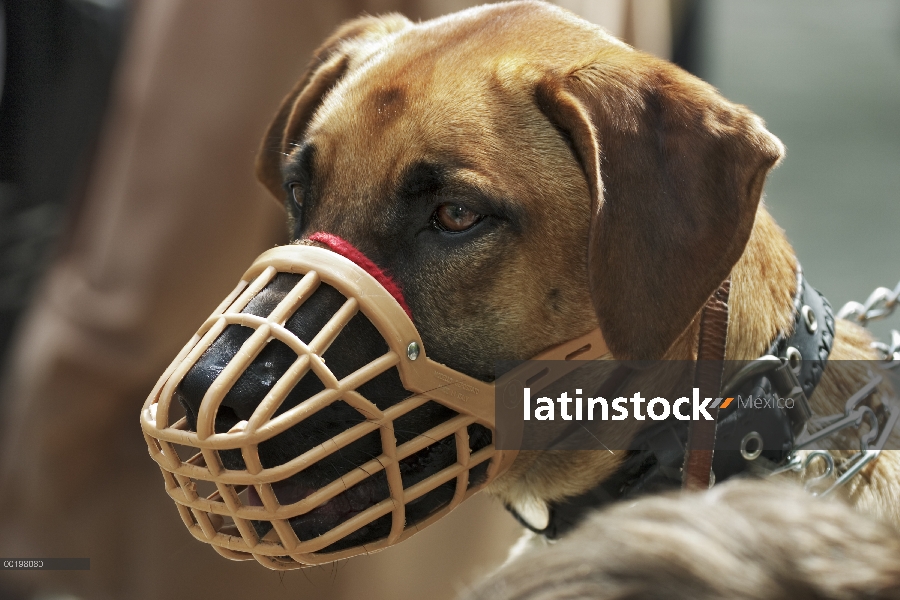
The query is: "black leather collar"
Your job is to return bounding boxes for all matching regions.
[766,269,835,399]
[506,270,835,540]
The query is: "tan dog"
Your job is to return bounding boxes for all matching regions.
[254,1,900,528]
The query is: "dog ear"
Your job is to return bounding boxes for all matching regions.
[256,14,411,200]
[535,50,784,360]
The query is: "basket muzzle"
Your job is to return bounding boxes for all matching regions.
[140,243,521,569]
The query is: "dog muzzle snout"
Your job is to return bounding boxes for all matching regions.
[140,243,520,570]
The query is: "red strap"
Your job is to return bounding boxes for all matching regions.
[308,232,413,319]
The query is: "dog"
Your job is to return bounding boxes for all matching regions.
[173,0,900,552]
[463,480,900,600]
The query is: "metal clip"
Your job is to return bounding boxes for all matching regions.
[721,355,811,436]
[778,385,899,498]
[769,359,812,436]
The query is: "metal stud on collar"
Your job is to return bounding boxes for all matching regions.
[802,305,818,333]
[785,346,802,374]
[406,341,420,361]
[740,431,763,461]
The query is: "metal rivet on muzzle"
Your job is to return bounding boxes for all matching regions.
[406,341,420,361]
[802,305,817,333]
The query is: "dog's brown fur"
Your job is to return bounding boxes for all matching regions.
[256,1,900,525]
[463,480,900,600]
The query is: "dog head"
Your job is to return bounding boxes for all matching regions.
[175,0,783,553]
[256,0,783,364]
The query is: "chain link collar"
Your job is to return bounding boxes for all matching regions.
[507,272,900,539]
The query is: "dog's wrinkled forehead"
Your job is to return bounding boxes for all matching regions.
[312,5,623,131]
[305,55,489,203]
[287,3,622,228]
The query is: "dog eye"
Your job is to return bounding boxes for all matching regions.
[288,183,303,210]
[433,203,481,232]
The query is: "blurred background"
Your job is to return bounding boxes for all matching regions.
[0,1,897,599]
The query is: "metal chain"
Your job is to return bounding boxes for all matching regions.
[777,372,900,496]
[837,280,900,325]
[837,280,900,363]
[770,280,900,494]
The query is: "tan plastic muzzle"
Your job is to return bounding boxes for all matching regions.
[141,244,607,569]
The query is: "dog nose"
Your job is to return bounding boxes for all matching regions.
[177,326,299,423]
[176,273,347,427]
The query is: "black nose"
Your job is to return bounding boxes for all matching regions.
[175,272,415,474]
[177,272,395,424]
[178,274,337,423]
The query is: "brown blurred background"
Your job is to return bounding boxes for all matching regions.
[0,1,896,599]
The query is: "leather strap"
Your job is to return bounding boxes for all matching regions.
[682,278,731,489]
